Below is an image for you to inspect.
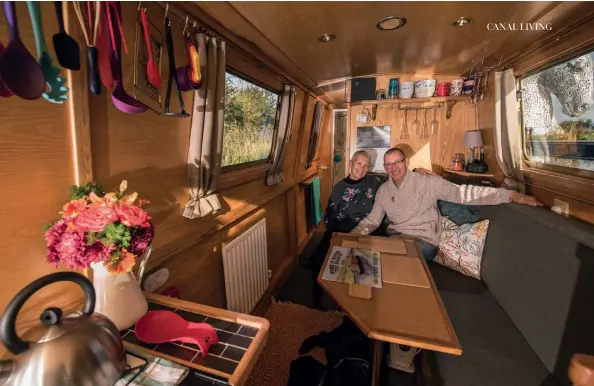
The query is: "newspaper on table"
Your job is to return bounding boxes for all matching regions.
[321,246,382,288]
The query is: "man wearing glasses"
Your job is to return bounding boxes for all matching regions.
[351,147,543,261]
[308,150,434,306]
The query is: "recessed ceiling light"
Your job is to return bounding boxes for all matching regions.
[453,17,472,27]
[318,34,336,42]
[376,16,407,31]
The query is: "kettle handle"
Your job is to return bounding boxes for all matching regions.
[0,272,95,355]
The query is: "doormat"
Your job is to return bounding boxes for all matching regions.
[245,300,344,386]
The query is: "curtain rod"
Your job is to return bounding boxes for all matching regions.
[152,1,221,40]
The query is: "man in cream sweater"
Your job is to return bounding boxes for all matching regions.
[351,147,543,260]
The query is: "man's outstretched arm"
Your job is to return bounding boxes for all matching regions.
[430,176,542,207]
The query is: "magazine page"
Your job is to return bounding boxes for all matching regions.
[321,246,382,288]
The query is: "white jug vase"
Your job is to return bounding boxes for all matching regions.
[90,245,152,331]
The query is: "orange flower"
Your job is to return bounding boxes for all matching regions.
[104,249,136,274]
[60,198,88,218]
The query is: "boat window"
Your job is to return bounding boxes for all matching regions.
[519,50,594,175]
[223,71,280,168]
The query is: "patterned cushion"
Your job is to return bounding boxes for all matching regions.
[437,200,485,226]
[436,217,490,279]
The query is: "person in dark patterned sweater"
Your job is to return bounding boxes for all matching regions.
[308,150,434,306]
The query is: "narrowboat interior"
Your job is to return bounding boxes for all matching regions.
[1,1,594,385]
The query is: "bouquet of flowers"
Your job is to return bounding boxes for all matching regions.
[44,180,154,274]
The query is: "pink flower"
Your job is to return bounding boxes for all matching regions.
[128,223,154,256]
[59,199,88,218]
[74,207,118,233]
[85,241,116,263]
[54,230,87,270]
[115,204,151,227]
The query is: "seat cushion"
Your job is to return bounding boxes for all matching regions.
[427,263,552,386]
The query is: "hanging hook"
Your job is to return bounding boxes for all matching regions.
[137,0,142,11]
[183,15,189,35]
[163,3,168,23]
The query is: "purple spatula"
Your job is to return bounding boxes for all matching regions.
[0,1,45,100]
[0,40,13,97]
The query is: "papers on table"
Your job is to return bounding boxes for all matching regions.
[321,246,382,288]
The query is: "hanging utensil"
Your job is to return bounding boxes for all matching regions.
[400,109,410,140]
[0,40,13,98]
[133,7,162,111]
[176,21,201,92]
[52,1,80,71]
[430,108,438,136]
[96,5,113,88]
[161,16,189,117]
[140,8,160,89]
[0,1,45,100]
[72,1,101,95]
[412,109,419,136]
[27,1,68,104]
[108,1,148,114]
[421,109,429,139]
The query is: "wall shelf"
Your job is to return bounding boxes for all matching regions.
[349,96,467,106]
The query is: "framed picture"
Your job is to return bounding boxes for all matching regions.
[356,125,391,172]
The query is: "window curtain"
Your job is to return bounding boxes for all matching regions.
[266,85,297,186]
[305,102,324,169]
[494,69,526,193]
[183,33,226,219]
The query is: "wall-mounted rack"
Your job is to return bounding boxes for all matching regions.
[348,96,466,107]
[350,96,465,119]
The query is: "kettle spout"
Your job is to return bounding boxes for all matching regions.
[0,360,14,385]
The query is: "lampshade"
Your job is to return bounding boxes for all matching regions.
[464,130,483,147]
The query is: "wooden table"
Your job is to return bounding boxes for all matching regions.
[317,233,461,386]
[121,293,269,386]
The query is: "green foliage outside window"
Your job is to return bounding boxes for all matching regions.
[223,72,279,167]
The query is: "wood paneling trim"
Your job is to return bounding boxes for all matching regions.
[219,163,271,191]
[523,168,594,206]
[227,46,284,92]
[511,13,594,77]
[65,3,93,186]
[148,178,296,269]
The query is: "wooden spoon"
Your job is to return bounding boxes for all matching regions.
[0,1,45,100]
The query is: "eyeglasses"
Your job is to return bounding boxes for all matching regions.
[383,158,406,168]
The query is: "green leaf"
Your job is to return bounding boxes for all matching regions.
[70,182,105,200]
[103,222,132,248]
[43,223,53,232]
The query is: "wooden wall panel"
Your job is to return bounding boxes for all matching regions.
[0,2,85,354]
[347,74,503,176]
[156,193,291,308]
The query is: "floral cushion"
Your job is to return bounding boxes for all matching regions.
[436,216,490,279]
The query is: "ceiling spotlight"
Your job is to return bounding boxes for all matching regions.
[318,34,336,42]
[376,16,407,31]
[453,17,472,27]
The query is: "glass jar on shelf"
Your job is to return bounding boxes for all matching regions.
[451,153,465,171]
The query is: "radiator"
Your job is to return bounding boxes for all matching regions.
[222,218,269,314]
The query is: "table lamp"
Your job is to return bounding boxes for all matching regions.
[464,130,483,163]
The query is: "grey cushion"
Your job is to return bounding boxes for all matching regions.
[478,204,594,385]
[428,263,552,386]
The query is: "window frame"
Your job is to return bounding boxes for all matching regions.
[517,48,594,181]
[221,68,282,174]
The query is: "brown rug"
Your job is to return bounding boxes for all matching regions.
[245,301,345,386]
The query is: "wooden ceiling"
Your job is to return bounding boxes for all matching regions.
[193,1,594,104]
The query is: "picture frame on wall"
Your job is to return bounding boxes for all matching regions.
[356,125,391,172]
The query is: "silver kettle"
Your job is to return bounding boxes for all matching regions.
[0,272,127,386]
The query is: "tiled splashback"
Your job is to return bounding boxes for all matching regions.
[121,301,260,384]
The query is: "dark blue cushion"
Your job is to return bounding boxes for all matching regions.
[437,200,485,225]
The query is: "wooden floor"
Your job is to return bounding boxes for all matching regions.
[275,231,418,386]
